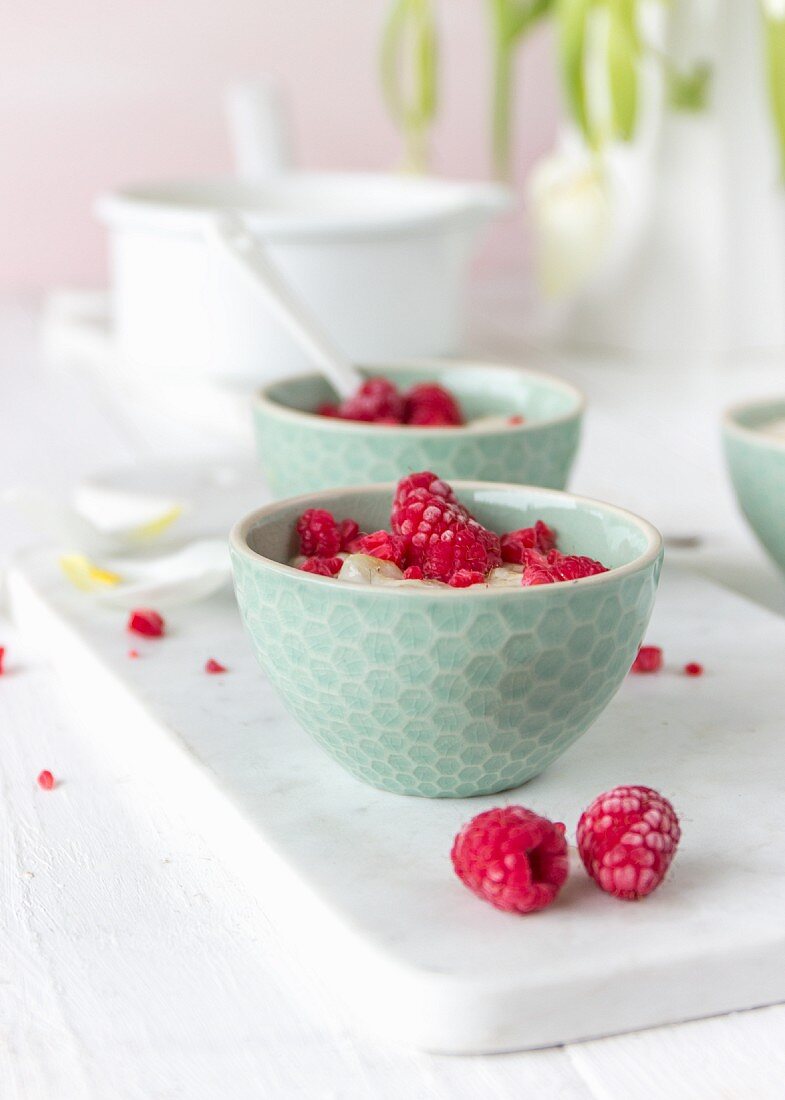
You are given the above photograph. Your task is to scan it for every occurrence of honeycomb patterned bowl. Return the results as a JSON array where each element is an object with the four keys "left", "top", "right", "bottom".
[
  {"left": 230, "top": 482, "right": 663, "bottom": 799},
  {"left": 724, "top": 397, "right": 785, "bottom": 575},
  {"left": 253, "top": 361, "right": 584, "bottom": 498}
]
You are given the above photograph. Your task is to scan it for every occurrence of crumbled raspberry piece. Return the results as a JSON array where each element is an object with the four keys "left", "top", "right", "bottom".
[
  {"left": 404, "top": 383, "right": 463, "bottom": 426},
  {"left": 508, "top": 414, "right": 525, "bottom": 425},
  {"left": 349, "top": 530, "right": 408, "bottom": 568},
  {"left": 520, "top": 552, "right": 607, "bottom": 586},
  {"left": 451, "top": 806, "right": 569, "bottom": 914},
  {"left": 402, "top": 565, "right": 424, "bottom": 580},
  {"left": 577, "top": 785, "right": 681, "bottom": 900},
  {"left": 128, "top": 609, "right": 165, "bottom": 637},
  {"left": 338, "top": 518, "right": 361, "bottom": 549},
  {"left": 205, "top": 658, "right": 228, "bottom": 674},
  {"left": 0, "top": 646, "right": 5, "bottom": 675},
  {"left": 296, "top": 508, "right": 341, "bottom": 558},
  {"left": 37, "top": 770, "right": 55, "bottom": 790},
  {"left": 547, "top": 554, "right": 608, "bottom": 581},
  {"left": 128, "top": 649, "right": 140, "bottom": 659},
  {"left": 684, "top": 662, "right": 704, "bottom": 677},
  {"left": 448, "top": 569, "right": 485, "bottom": 588},
  {"left": 500, "top": 520, "right": 556, "bottom": 563},
  {"left": 299, "top": 556, "right": 343, "bottom": 576},
  {"left": 338, "top": 378, "right": 405, "bottom": 423},
  {"left": 317, "top": 402, "right": 340, "bottom": 417},
  {"left": 631, "top": 645, "right": 663, "bottom": 674}
]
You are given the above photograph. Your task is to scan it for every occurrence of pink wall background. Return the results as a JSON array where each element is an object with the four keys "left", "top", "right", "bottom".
[{"left": 1, "top": 0, "right": 559, "bottom": 289}]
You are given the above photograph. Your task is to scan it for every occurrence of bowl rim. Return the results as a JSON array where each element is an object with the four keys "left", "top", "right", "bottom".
[
  {"left": 253, "top": 360, "right": 586, "bottom": 437},
  {"left": 723, "top": 395, "right": 785, "bottom": 455},
  {"left": 229, "top": 480, "right": 663, "bottom": 598}
]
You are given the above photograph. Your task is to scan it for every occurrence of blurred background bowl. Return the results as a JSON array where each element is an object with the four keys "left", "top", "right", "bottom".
[
  {"left": 724, "top": 397, "right": 785, "bottom": 575},
  {"left": 230, "top": 480, "right": 662, "bottom": 797},
  {"left": 254, "top": 361, "right": 585, "bottom": 497}
]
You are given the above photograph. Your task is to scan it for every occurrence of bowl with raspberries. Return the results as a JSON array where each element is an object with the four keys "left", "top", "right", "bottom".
[
  {"left": 724, "top": 396, "right": 785, "bottom": 576},
  {"left": 230, "top": 471, "right": 662, "bottom": 798},
  {"left": 253, "top": 361, "right": 584, "bottom": 497}
]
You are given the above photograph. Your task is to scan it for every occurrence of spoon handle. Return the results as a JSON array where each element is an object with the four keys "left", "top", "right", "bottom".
[{"left": 206, "top": 214, "right": 363, "bottom": 400}]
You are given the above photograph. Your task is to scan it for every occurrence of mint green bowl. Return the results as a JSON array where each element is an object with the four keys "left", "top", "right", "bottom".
[
  {"left": 230, "top": 482, "right": 662, "bottom": 798},
  {"left": 724, "top": 397, "right": 785, "bottom": 574},
  {"left": 254, "top": 362, "right": 584, "bottom": 498}
]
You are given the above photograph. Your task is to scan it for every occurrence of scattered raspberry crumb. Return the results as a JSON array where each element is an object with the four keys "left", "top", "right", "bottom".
[
  {"left": 577, "top": 785, "right": 681, "bottom": 900},
  {"left": 205, "top": 658, "right": 228, "bottom": 674},
  {"left": 299, "top": 556, "right": 343, "bottom": 576},
  {"left": 127, "top": 649, "right": 140, "bottom": 659},
  {"left": 630, "top": 645, "right": 663, "bottom": 673},
  {"left": 501, "top": 520, "right": 556, "bottom": 563},
  {"left": 684, "top": 662, "right": 704, "bottom": 677},
  {"left": 128, "top": 609, "right": 165, "bottom": 637},
  {"left": 338, "top": 518, "right": 361, "bottom": 549},
  {"left": 0, "top": 646, "right": 5, "bottom": 675},
  {"left": 508, "top": 415, "right": 525, "bottom": 425},
  {"left": 451, "top": 806, "right": 569, "bottom": 914},
  {"left": 402, "top": 566, "right": 423, "bottom": 580},
  {"left": 448, "top": 569, "right": 485, "bottom": 588},
  {"left": 37, "top": 770, "right": 55, "bottom": 790},
  {"left": 349, "top": 530, "right": 408, "bottom": 568}
]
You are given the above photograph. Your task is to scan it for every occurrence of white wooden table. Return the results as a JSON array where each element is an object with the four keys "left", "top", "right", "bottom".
[{"left": 2, "top": 293, "right": 785, "bottom": 1099}]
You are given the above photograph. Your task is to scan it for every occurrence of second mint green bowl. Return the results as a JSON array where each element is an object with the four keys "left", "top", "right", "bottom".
[
  {"left": 253, "top": 361, "right": 584, "bottom": 498},
  {"left": 724, "top": 396, "right": 785, "bottom": 574},
  {"left": 230, "top": 482, "right": 662, "bottom": 798}
]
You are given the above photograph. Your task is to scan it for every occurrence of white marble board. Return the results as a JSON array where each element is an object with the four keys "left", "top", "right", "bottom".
[{"left": 8, "top": 552, "right": 785, "bottom": 1054}]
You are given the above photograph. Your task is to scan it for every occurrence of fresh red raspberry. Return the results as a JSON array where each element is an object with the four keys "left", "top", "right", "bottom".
[
  {"left": 338, "top": 518, "right": 361, "bottom": 549},
  {"left": 451, "top": 806, "right": 569, "bottom": 914},
  {"left": 205, "top": 658, "right": 228, "bottom": 674},
  {"left": 299, "top": 556, "right": 343, "bottom": 576},
  {"left": 577, "top": 785, "right": 681, "bottom": 900},
  {"left": 349, "top": 530, "right": 408, "bottom": 568},
  {"left": 448, "top": 569, "right": 485, "bottom": 588},
  {"left": 37, "top": 770, "right": 56, "bottom": 790},
  {"left": 338, "top": 378, "right": 405, "bottom": 423},
  {"left": 296, "top": 508, "right": 341, "bottom": 558},
  {"left": 402, "top": 565, "right": 424, "bottom": 580},
  {"left": 520, "top": 552, "right": 607, "bottom": 587},
  {"left": 500, "top": 520, "right": 556, "bottom": 563},
  {"left": 404, "top": 383, "right": 463, "bottom": 426},
  {"left": 391, "top": 472, "right": 500, "bottom": 581},
  {"left": 0, "top": 646, "right": 5, "bottom": 675},
  {"left": 631, "top": 645, "right": 663, "bottom": 673},
  {"left": 684, "top": 662, "right": 704, "bottom": 677},
  {"left": 128, "top": 609, "right": 165, "bottom": 637}
]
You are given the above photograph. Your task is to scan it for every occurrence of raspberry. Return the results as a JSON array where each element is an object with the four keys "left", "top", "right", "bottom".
[
  {"left": 317, "top": 403, "right": 340, "bottom": 417},
  {"left": 631, "top": 645, "right": 663, "bottom": 674},
  {"left": 402, "top": 565, "right": 423, "bottom": 580},
  {"left": 391, "top": 472, "right": 500, "bottom": 582},
  {"left": 448, "top": 569, "right": 485, "bottom": 588},
  {"left": 451, "top": 806, "right": 569, "bottom": 914},
  {"left": 521, "top": 552, "right": 607, "bottom": 586},
  {"left": 205, "top": 658, "right": 228, "bottom": 674},
  {"left": 404, "top": 383, "right": 463, "bottom": 426},
  {"left": 296, "top": 509, "right": 341, "bottom": 558},
  {"left": 349, "top": 530, "right": 408, "bottom": 568},
  {"left": 338, "top": 378, "right": 405, "bottom": 423},
  {"left": 500, "top": 520, "right": 556, "bottom": 563},
  {"left": 577, "top": 785, "right": 681, "bottom": 900},
  {"left": 128, "top": 649, "right": 140, "bottom": 659},
  {"left": 128, "top": 609, "right": 165, "bottom": 637},
  {"left": 508, "top": 414, "right": 525, "bottom": 425},
  {"left": 0, "top": 646, "right": 5, "bottom": 675},
  {"left": 37, "top": 770, "right": 55, "bottom": 790},
  {"left": 684, "top": 662, "right": 704, "bottom": 676},
  {"left": 338, "top": 518, "right": 361, "bottom": 549},
  {"left": 299, "top": 556, "right": 343, "bottom": 576}
]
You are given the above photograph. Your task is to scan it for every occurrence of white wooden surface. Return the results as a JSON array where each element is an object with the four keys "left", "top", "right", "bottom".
[{"left": 3, "top": 294, "right": 785, "bottom": 1097}]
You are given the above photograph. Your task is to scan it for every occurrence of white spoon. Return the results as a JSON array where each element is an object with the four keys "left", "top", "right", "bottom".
[{"left": 205, "top": 213, "right": 364, "bottom": 401}]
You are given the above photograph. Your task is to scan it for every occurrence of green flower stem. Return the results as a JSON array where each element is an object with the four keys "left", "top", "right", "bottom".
[
  {"left": 763, "top": 8, "right": 785, "bottom": 179},
  {"left": 380, "top": 0, "right": 438, "bottom": 172}
]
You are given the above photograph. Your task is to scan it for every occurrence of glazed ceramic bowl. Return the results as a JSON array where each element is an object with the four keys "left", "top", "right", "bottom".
[
  {"left": 724, "top": 397, "right": 785, "bottom": 574},
  {"left": 230, "top": 482, "right": 662, "bottom": 798},
  {"left": 253, "top": 362, "right": 584, "bottom": 498}
]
